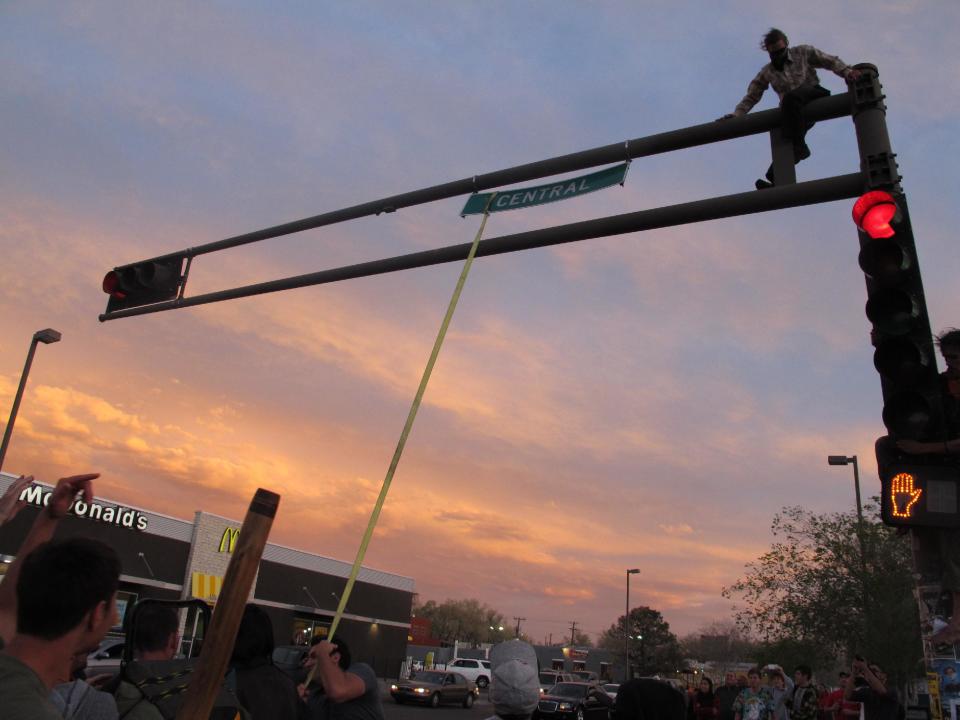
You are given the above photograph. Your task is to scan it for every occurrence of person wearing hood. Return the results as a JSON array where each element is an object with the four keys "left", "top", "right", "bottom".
[{"left": 718, "top": 27, "right": 861, "bottom": 190}]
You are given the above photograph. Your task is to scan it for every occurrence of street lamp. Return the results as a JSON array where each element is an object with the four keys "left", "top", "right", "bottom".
[
  {"left": 827, "top": 455, "right": 863, "bottom": 523},
  {"left": 0, "top": 329, "right": 61, "bottom": 472},
  {"left": 625, "top": 568, "right": 640, "bottom": 682}
]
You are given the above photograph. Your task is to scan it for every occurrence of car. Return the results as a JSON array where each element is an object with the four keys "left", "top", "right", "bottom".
[
  {"left": 539, "top": 670, "right": 578, "bottom": 694},
  {"left": 86, "top": 637, "right": 125, "bottom": 676},
  {"left": 390, "top": 670, "right": 479, "bottom": 708},
  {"left": 448, "top": 657, "right": 492, "bottom": 688},
  {"left": 570, "top": 671, "right": 600, "bottom": 684},
  {"left": 601, "top": 684, "right": 620, "bottom": 700},
  {"left": 535, "top": 682, "right": 612, "bottom": 720}
]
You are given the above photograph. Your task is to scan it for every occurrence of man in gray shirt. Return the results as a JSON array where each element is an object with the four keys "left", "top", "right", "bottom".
[
  {"left": 0, "top": 535, "right": 121, "bottom": 720},
  {"left": 308, "top": 637, "right": 384, "bottom": 720}
]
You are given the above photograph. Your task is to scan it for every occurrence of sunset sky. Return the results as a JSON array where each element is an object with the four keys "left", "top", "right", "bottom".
[{"left": 2, "top": 1, "right": 959, "bottom": 645}]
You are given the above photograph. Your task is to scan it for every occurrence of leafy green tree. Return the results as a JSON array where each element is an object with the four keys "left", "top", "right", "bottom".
[
  {"left": 722, "top": 502, "right": 920, "bottom": 685},
  {"left": 413, "top": 598, "right": 508, "bottom": 645},
  {"left": 599, "top": 606, "right": 683, "bottom": 676}
]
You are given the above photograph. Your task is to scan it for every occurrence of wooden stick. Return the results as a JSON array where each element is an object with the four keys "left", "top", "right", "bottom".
[{"left": 176, "top": 488, "right": 280, "bottom": 720}]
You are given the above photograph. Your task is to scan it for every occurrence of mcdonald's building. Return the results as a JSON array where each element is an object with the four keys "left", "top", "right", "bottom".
[{"left": 0, "top": 473, "right": 415, "bottom": 677}]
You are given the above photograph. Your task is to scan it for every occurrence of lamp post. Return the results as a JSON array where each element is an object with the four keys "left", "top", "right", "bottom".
[
  {"left": 0, "top": 329, "right": 61, "bottom": 472},
  {"left": 827, "top": 454, "right": 870, "bottom": 635},
  {"left": 625, "top": 568, "right": 640, "bottom": 681}
]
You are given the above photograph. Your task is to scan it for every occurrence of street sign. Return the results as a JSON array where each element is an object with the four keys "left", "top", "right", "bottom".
[{"left": 461, "top": 163, "right": 629, "bottom": 216}]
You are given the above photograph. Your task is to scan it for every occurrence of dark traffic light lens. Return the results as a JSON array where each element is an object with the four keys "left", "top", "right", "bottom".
[
  {"left": 102, "top": 271, "right": 125, "bottom": 298},
  {"left": 882, "top": 391, "right": 932, "bottom": 438},
  {"left": 865, "top": 288, "right": 918, "bottom": 335},
  {"left": 858, "top": 239, "right": 910, "bottom": 286}
]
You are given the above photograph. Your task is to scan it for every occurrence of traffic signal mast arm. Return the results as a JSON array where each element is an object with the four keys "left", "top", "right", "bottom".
[{"left": 100, "top": 92, "right": 853, "bottom": 321}]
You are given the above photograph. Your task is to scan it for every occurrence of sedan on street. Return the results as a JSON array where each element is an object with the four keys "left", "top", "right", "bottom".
[
  {"left": 390, "top": 670, "right": 479, "bottom": 708},
  {"left": 535, "top": 682, "right": 613, "bottom": 720}
]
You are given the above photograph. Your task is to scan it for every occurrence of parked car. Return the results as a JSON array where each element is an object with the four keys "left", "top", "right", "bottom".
[
  {"left": 539, "top": 670, "right": 578, "bottom": 694},
  {"left": 601, "top": 684, "right": 620, "bottom": 700},
  {"left": 534, "top": 682, "right": 612, "bottom": 720},
  {"left": 86, "top": 637, "right": 125, "bottom": 676},
  {"left": 391, "top": 670, "right": 479, "bottom": 708},
  {"left": 570, "top": 671, "right": 600, "bottom": 684},
  {"left": 272, "top": 645, "right": 311, "bottom": 683},
  {"left": 449, "top": 657, "right": 493, "bottom": 688}
]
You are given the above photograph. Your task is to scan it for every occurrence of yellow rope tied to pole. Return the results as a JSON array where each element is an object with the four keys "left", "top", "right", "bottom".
[{"left": 316, "top": 194, "right": 497, "bottom": 664}]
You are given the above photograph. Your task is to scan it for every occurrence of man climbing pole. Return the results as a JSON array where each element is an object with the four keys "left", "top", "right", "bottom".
[{"left": 719, "top": 28, "right": 861, "bottom": 190}]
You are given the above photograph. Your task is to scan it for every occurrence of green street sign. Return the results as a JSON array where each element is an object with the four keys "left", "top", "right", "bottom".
[{"left": 461, "top": 162, "right": 630, "bottom": 216}]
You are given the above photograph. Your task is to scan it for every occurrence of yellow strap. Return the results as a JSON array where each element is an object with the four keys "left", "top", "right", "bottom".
[{"left": 325, "top": 194, "right": 496, "bottom": 646}]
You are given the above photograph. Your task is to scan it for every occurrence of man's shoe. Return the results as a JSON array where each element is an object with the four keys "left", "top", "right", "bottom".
[
  {"left": 795, "top": 143, "right": 811, "bottom": 161},
  {"left": 755, "top": 178, "right": 774, "bottom": 190}
]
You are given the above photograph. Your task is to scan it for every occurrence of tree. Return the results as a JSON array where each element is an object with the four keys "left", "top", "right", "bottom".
[
  {"left": 599, "top": 606, "right": 683, "bottom": 676},
  {"left": 413, "top": 598, "right": 508, "bottom": 646},
  {"left": 572, "top": 630, "right": 593, "bottom": 647},
  {"left": 722, "top": 502, "right": 920, "bottom": 685}
]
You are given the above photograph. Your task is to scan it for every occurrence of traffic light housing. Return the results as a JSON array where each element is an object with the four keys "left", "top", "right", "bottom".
[
  {"left": 102, "top": 257, "right": 184, "bottom": 314},
  {"left": 879, "top": 462, "right": 960, "bottom": 527},
  {"left": 854, "top": 191, "right": 942, "bottom": 440}
]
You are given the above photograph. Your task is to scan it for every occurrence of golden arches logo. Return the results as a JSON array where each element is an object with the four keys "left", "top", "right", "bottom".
[
  {"left": 218, "top": 527, "right": 240, "bottom": 553},
  {"left": 890, "top": 473, "right": 922, "bottom": 518}
]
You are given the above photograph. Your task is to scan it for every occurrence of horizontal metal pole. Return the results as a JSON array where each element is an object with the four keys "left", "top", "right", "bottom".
[
  {"left": 132, "top": 94, "right": 852, "bottom": 267},
  {"left": 100, "top": 172, "right": 864, "bottom": 322}
]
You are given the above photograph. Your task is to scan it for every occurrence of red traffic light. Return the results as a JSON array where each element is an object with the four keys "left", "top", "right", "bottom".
[
  {"left": 102, "top": 270, "right": 126, "bottom": 299},
  {"left": 852, "top": 190, "right": 901, "bottom": 239}
]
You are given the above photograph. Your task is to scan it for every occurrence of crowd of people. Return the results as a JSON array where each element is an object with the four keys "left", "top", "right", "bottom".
[
  {"left": 689, "top": 664, "right": 902, "bottom": 720},
  {"left": 0, "top": 472, "right": 388, "bottom": 720}
]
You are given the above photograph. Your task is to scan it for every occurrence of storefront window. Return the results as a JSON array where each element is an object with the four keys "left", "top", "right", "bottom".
[{"left": 291, "top": 617, "right": 331, "bottom": 646}]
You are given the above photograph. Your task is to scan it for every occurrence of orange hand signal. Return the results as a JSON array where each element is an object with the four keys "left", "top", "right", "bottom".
[{"left": 891, "top": 472, "right": 922, "bottom": 518}]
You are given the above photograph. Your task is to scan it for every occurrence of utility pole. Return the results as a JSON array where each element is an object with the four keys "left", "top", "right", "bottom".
[
  {"left": 513, "top": 616, "right": 526, "bottom": 638},
  {"left": 569, "top": 621, "right": 578, "bottom": 647}
]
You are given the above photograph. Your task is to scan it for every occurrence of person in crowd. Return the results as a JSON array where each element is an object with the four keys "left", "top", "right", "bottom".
[
  {"left": 0, "top": 473, "right": 100, "bottom": 647},
  {"left": 844, "top": 658, "right": 900, "bottom": 720},
  {"left": 820, "top": 673, "right": 848, "bottom": 720},
  {"left": 616, "top": 677, "right": 687, "bottom": 720},
  {"left": 307, "top": 637, "right": 384, "bottom": 720},
  {"left": 486, "top": 639, "right": 541, "bottom": 720},
  {"left": 717, "top": 27, "right": 860, "bottom": 189},
  {"left": 733, "top": 667, "right": 774, "bottom": 720},
  {"left": 0, "top": 534, "right": 121, "bottom": 720},
  {"left": 788, "top": 666, "right": 819, "bottom": 720},
  {"left": 767, "top": 670, "right": 789, "bottom": 720},
  {"left": 113, "top": 603, "right": 180, "bottom": 720},
  {"left": 0, "top": 474, "right": 34, "bottom": 527},
  {"left": 694, "top": 677, "right": 720, "bottom": 720},
  {"left": 115, "top": 602, "right": 249, "bottom": 720},
  {"left": 50, "top": 650, "right": 119, "bottom": 720},
  {"left": 228, "top": 605, "right": 300, "bottom": 720},
  {"left": 717, "top": 672, "right": 743, "bottom": 720}
]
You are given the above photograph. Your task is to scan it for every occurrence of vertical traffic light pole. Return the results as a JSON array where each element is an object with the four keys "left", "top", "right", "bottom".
[{"left": 851, "top": 65, "right": 943, "bottom": 673}]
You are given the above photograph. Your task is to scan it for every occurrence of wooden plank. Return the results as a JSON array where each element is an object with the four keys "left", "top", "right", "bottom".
[{"left": 176, "top": 488, "right": 280, "bottom": 720}]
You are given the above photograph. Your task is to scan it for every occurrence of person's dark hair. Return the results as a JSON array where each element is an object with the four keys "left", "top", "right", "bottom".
[
  {"left": 762, "top": 28, "right": 788, "bottom": 50},
  {"left": 231, "top": 604, "right": 275, "bottom": 667},
  {"left": 748, "top": 667, "right": 761, "bottom": 678},
  {"left": 331, "top": 637, "right": 352, "bottom": 671},
  {"left": 16, "top": 538, "right": 120, "bottom": 640},
  {"left": 795, "top": 665, "right": 812, "bottom": 680},
  {"left": 132, "top": 604, "right": 178, "bottom": 654},
  {"left": 936, "top": 328, "right": 960, "bottom": 350},
  {"left": 697, "top": 676, "right": 714, "bottom": 697}
]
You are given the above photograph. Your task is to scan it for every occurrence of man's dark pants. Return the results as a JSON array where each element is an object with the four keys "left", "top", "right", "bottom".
[{"left": 765, "top": 84, "right": 831, "bottom": 183}]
